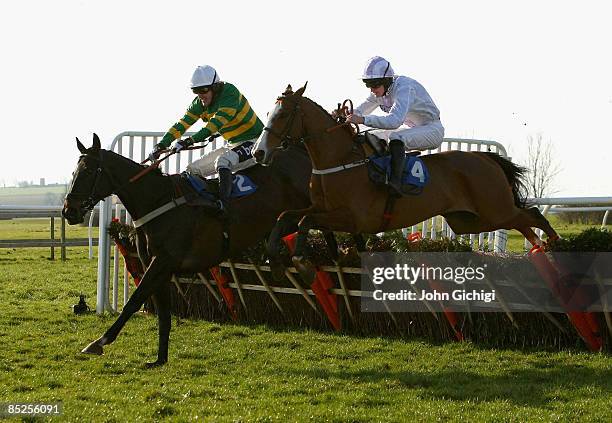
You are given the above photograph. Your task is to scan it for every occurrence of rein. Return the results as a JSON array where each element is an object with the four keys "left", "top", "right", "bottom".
[
  {"left": 68, "top": 139, "right": 213, "bottom": 214},
  {"left": 265, "top": 97, "right": 367, "bottom": 175},
  {"left": 131, "top": 134, "right": 220, "bottom": 182},
  {"left": 310, "top": 159, "right": 369, "bottom": 175},
  {"left": 325, "top": 99, "right": 360, "bottom": 135}
]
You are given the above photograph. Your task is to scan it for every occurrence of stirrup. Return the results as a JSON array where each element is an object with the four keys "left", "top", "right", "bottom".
[{"left": 216, "top": 199, "right": 228, "bottom": 214}]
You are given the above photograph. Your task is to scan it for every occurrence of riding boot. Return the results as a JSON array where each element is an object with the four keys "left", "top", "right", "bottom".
[
  {"left": 388, "top": 139, "right": 406, "bottom": 196},
  {"left": 217, "top": 168, "right": 233, "bottom": 216}
]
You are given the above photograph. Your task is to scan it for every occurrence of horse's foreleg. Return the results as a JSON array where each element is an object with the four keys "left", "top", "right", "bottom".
[
  {"left": 294, "top": 209, "right": 356, "bottom": 257},
  {"left": 81, "top": 255, "right": 173, "bottom": 358},
  {"left": 145, "top": 282, "right": 171, "bottom": 368},
  {"left": 268, "top": 208, "right": 317, "bottom": 253},
  {"left": 267, "top": 208, "right": 315, "bottom": 280},
  {"left": 293, "top": 209, "right": 356, "bottom": 283}
]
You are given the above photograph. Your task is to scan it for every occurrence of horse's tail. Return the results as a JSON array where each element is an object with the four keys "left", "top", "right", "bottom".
[{"left": 478, "top": 152, "right": 528, "bottom": 208}]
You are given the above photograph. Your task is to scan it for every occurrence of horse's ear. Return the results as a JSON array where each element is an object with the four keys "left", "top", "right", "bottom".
[
  {"left": 76, "top": 137, "right": 87, "bottom": 154},
  {"left": 283, "top": 84, "right": 293, "bottom": 96},
  {"left": 295, "top": 81, "right": 308, "bottom": 97},
  {"left": 92, "top": 133, "right": 101, "bottom": 151}
]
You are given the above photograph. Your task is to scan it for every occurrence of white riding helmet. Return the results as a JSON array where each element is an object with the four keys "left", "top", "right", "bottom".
[
  {"left": 190, "top": 65, "right": 221, "bottom": 88},
  {"left": 361, "top": 56, "right": 395, "bottom": 79}
]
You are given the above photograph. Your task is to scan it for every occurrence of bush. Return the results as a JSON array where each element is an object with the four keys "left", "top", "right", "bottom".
[{"left": 549, "top": 227, "right": 612, "bottom": 252}]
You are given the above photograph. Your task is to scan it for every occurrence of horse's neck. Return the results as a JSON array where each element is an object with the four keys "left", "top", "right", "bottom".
[
  {"left": 269, "top": 146, "right": 312, "bottom": 199},
  {"left": 105, "top": 152, "right": 173, "bottom": 220},
  {"left": 303, "top": 101, "right": 360, "bottom": 170}
]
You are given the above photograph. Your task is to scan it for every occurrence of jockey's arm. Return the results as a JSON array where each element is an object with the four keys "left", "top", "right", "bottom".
[
  {"left": 362, "top": 85, "right": 412, "bottom": 130},
  {"left": 353, "top": 94, "right": 379, "bottom": 117},
  {"left": 158, "top": 98, "right": 202, "bottom": 148}
]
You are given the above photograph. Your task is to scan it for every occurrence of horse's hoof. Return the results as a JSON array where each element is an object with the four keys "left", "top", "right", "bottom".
[
  {"left": 81, "top": 340, "right": 104, "bottom": 355},
  {"left": 145, "top": 359, "right": 167, "bottom": 369},
  {"left": 292, "top": 256, "right": 316, "bottom": 285},
  {"left": 270, "top": 262, "right": 287, "bottom": 282}
]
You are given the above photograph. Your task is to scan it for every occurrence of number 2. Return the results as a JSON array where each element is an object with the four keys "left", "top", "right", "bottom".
[{"left": 235, "top": 175, "right": 252, "bottom": 192}]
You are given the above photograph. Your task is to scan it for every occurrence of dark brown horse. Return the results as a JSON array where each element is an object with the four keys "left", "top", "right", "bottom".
[
  {"left": 63, "top": 134, "right": 313, "bottom": 366},
  {"left": 253, "top": 84, "right": 559, "bottom": 272}
]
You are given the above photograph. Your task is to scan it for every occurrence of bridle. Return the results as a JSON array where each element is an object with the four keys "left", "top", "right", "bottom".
[
  {"left": 65, "top": 150, "right": 125, "bottom": 212},
  {"left": 65, "top": 150, "right": 107, "bottom": 212},
  {"left": 262, "top": 96, "right": 368, "bottom": 176},
  {"left": 263, "top": 97, "right": 359, "bottom": 151},
  {"left": 262, "top": 98, "right": 309, "bottom": 150}
]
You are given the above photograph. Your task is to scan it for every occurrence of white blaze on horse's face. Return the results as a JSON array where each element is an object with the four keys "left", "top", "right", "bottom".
[{"left": 253, "top": 102, "right": 282, "bottom": 165}]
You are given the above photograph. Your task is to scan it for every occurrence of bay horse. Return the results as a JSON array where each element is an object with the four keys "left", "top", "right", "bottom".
[
  {"left": 63, "top": 134, "right": 313, "bottom": 366},
  {"left": 253, "top": 84, "right": 559, "bottom": 272}
]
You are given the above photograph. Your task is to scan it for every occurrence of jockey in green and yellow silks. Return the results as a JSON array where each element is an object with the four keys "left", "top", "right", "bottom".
[{"left": 152, "top": 65, "right": 264, "bottom": 214}]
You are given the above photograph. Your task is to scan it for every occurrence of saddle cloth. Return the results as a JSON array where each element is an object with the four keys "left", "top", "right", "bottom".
[
  {"left": 367, "top": 154, "right": 429, "bottom": 195},
  {"left": 183, "top": 171, "right": 258, "bottom": 204}
]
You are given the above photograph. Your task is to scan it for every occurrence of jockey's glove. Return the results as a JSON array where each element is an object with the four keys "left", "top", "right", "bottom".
[
  {"left": 148, "top": 143, "right": 165, "bottom": 162},
  {"left": 174, "top": 137, "right": 194, "bottom": 152}
]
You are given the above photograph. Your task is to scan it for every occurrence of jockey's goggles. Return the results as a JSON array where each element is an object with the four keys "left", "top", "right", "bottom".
[
  {"left": 363, "top": 78, "right": 386, "bottom": 88},
  {"left": 192, "top": 85, "right": 213, "bottom": 94}
]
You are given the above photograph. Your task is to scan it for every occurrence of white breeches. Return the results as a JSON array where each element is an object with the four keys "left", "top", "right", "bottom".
[
  {"left": 186, "top": 139, "right": 255, "bottom": 177},
  {"left": 369, "top": 120, "right": 445, "bottom": 151}
]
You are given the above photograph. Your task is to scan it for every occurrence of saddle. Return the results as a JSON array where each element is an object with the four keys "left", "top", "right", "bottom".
[{"left": 356, "top": 132, "right": 388, "bottom": 157}]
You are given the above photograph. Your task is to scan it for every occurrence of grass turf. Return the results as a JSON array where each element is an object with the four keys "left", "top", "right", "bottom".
[{"left": 0, "top": 247, "right": 611, "bottom": 421}]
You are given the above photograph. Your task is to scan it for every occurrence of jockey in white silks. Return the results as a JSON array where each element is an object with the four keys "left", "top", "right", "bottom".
[{"left": 345, "top": 56, "right": 444, "bottom": 195}]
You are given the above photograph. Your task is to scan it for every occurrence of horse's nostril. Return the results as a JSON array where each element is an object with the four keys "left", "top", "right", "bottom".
[{"left": 253, "top": 149, "right": 264, "bottom": 162}]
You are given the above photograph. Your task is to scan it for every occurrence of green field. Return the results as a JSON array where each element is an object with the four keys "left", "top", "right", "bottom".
[
  {"left": 0, "top": 185, "right": 67, "bottom": 206},
  {"left": 1, "top": 226, "right": 611, "bottom": 420},
  {"left": 0, "top": 218, "right": 90, "bottom": 240}
]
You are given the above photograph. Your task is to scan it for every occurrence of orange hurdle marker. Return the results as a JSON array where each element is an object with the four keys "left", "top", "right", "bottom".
[
  {"left": 210, "top": 266, "right": 238, "bottom": 321},
  {"left": 283, "top": 233, "right": 341, "bottom": 331},
  {"left": 529, "top": 245, "right": 602, "bottom": 351}
]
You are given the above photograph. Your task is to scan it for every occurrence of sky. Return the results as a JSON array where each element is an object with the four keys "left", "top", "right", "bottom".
[{"left": 0, "top": 0, "right": 610, "bottom": 197}]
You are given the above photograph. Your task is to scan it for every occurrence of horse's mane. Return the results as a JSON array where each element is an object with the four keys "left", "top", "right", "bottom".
[
  {"left": 102, "top": 149, "right": 165, "bottom": 178},
  {"left": 302, "top": 96, "right": 337, "bottom": 125},
  {"left": 300, "top": 95, "right": 355, "bottom": 138},
  {"left": 280, "top": 92, "right": 336, "bottom": 126}
]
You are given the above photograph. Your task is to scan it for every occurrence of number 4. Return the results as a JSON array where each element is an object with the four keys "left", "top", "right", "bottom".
[{"left": 410, "top": 161, "right": 425, "bottom": 183}]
